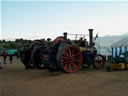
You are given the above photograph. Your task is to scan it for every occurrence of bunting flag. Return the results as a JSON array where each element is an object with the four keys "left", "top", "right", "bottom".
[{"left": 94, "top": 33, "right": 98, "bottom": 40}]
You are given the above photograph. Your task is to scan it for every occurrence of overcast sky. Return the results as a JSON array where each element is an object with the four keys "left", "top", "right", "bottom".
[{"left": 1, "top": 0, "right": 128, "bottom": 40}]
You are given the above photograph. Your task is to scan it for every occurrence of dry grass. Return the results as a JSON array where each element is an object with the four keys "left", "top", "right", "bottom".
[{"left": 0, "top": 56, "right": 128, "bottom": 96}]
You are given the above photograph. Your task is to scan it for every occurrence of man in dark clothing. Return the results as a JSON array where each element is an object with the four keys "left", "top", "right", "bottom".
[
  {"left": 9, "top": 54, "right": 13, "bottom": 64},
  {"left": 3, "top": 51, "right": 8, "bottom": 64},
  {"left": 0, "top": 59, "right": 2, "bottom": 69},
  {"left": 79, "top": 37, "right": 85, "bottom": 47},
  {"left": 15, "top": 52, "right": 19, "bottom": 60}
]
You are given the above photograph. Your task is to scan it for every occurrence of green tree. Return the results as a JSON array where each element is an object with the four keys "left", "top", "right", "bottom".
[
  {"left": 3, "top": 44, "right": 9, "bottom": 48},
  {"left": 47, "top": 38, "right": 51, "bottom": 41},
  {"left": 9, "top": 43, "right": 17, "bottom": 49},
  {"left": 2, "top": 40, "right": 5, "bottom": 43}
]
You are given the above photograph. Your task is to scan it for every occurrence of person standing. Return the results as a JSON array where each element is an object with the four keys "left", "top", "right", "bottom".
[
  {"left": 3, "top": 51, "right": 8, "bottom": 64},
  {"left": 9, "top": 54, "right": 13, "bottom": 64},
  {"left": 15, "top": 52, "right": 19, "bottom": 60},
  {"left": 0, "top": 58, "right": 2, "bottom": 69}
]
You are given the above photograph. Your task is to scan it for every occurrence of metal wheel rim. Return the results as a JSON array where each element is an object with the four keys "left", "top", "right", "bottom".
[
  {"left": 94, "top": 55, "right": 104, "bottom": 68},
  {"left": 61, "top": 45, "right": 82, "bottom": 73}
]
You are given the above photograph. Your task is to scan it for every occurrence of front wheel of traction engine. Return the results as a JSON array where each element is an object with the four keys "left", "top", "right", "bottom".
[
  {"left": 93, "top": 54, "right": 105, "bottom": 69},
  {"left": 57, "top": 43, "right": 82, "bottom": 73}
]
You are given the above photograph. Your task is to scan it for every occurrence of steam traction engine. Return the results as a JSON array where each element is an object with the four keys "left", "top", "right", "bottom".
[{"left": 20, "top": 29, "right": 105, "bottom": 73}]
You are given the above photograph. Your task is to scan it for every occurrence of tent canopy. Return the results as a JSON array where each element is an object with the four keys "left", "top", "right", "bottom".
[
  {"left": 94, "top": 35, "right": 127, "bottom": 49},
  {"left": 94, "top": 35, "right": 128, "bottom": 56},
  {"left": 111, "top": 38, "right": 128, "bottom": 48}
]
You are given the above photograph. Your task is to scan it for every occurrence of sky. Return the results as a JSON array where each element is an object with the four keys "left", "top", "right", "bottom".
[{"left": 1, "top": 0, "right": 128, "bottom": 40}]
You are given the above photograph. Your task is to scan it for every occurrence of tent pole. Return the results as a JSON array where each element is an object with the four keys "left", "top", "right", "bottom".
[
  {"left": 125, "top": 46, "right": 127, "bottom": 52},
  {"left": 119, "top": 47, "right": 122, "bottom": 55},
  {"left": 98, "top": 35, "right": 100, "bottom": 54},
  {"left": 115, "top": 48, "right": 117, "bottom": 57}
]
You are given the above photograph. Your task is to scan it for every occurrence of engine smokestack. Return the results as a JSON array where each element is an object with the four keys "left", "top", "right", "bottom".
[{"left": 89, "top": 29, "right": 93, "bottom": 47}]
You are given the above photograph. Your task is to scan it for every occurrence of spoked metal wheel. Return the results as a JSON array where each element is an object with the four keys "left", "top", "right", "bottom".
[
  {"left": 57, "top": 44, "right": 82, "bottom": 73},
  {"left": 93, "top": 54, "right": 105, "bottom": 69}
]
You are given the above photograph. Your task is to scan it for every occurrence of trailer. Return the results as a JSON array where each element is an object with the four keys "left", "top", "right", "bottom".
[{"left": 20, "top": 29, "right": 105, "bottom": 73}]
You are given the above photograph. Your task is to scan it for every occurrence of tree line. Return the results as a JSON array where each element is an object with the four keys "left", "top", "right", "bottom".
[{"left": 0, "top": 38, "right": 52, "bottom": 49}]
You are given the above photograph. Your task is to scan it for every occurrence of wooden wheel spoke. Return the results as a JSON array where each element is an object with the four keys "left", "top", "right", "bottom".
[
  {"left": 68, "top": 63, "right": 73, "bottom": 71},
  {"left": 71, "top": 48, "right": 75, "bottom": 56},
  {"left": 73, "top": 60, "right": 80, "bottom": 63},
  {"left": 71, "top": 62, "right": 78, "bottom": 69},
  {"left": 62, "top": 57, "right": 69, "bottom": 60},
  {"left": 64, "top": 63, "right": 68, "bottom": 69},
  {"left": 73, "top": 51, "right": 80, "bottom": 56},
  {"left": 63, "top": 50, "right": 70, "bottom": 57},
  {"left": 66, "top": 48, "right": 72, "bottom": 56},
  {"left": 73, "top": 56, "right": 80, "bottom": 59},
  {"left": 62, "top": 60, "right": 67, "bottom": 63},
  {"left": 95, "top": 60, "right": 102, "bottom": 64}
]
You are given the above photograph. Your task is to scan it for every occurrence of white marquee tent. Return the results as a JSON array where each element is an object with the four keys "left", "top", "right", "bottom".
[
  {"left": 111, "top": 38, "right": 128, "bottom": 48},
  {"left": 94, "top": 35, "right": 128, "bottom": 56},
  {"left": 111, "top": 37, "right": 128, "bottom": 57}
]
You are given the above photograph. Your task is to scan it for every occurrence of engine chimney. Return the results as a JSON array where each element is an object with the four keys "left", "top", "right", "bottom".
[{"left": 89, "top": 29, "right": 93, "bottom": 47}]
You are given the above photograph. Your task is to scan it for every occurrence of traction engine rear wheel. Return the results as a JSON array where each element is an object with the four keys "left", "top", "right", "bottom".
[
  {"left": 20, "top": 50, "right": 31, "bottom": 69},
  {"left": 93, "top": 54, "right": 105, "bottom": 69},
  {"left": 57, "top": 44, "right": 82, "bottom": 73},
  {"left": 31, "top": 45, "right": 44, "bottom": 68}
]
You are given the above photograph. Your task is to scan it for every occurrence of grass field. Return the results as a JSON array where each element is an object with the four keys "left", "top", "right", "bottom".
[{"left": 0, "top": 56, "right": 128, "bottom": 96}]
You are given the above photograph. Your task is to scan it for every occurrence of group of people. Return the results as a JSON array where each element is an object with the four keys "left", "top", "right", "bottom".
[{"left": 0, "top": 51, "right": 14, "bottom": 69}]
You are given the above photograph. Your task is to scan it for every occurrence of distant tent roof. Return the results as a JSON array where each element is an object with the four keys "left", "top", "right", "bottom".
[
  {"left": 94, "top": 35, "right": 128, "bottom": 56},
  {"left": 111, "top": 37, "right": 128, "bottom": 48},
  {"left": 94, "top": 35, "right": 127, "bottom": 49},
  {"left": 95, "top": 37, "right": 114, "bottom": 49}
]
